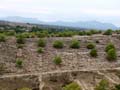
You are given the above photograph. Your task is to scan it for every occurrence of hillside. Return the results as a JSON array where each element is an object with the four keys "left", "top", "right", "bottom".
[{"left": 0, "top": 32, "right": 120, "bottom": 90}]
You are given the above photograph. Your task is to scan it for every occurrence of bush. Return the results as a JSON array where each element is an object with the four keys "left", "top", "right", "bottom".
[
  {"left": 115, "top": 84, "right": 120, "bottom": 90},
  {"left": 107, "top": 49, "right": 117, "bottom": 61},
  {"left": 53, "top": 40, "right": 64, "bottom": 48},
  {"left": 18, "top": 87, "right": 32, "bottom": 90},
  {"left": 37, "top": 47, "right": 44, "bottom": 53},
  {"left": 103, "top": 29, "right": 112, "bottom": 35},
  {"left": 63, "top": 82, "right": 81, "bottom": 90},
  {"left": 36, "top": 31, "right": 48, "bottom": 38},
  {"left": 105, "top": 43, "right": 115, "bottom": 52},
  {"left": 90, "top": 49, "right": 98, "bottom": 57},
  {"left": 96, "top": 40, "right": 100, "bottom": 43},
  {"left": 5, "top": 31, "right": 15, "bottom": 36},
  {"left": 86, "top": 31, "right": 92, "bottom": 36},
  {"left": 38, "top": 38, "right": 46, "bottom": 47},
  {"left": 53, "top": 56, "right": 62, "bottom": 65},
  {"left": 16, "top": 35, "right": 25, "bottom": 44},
  {"left": 16, "top": 59, "right": 23, "bottom": 68},
  {"left": 95, "top": 79, "right": 109, "bottom": 90},
  {"left": 70, "top": 39, "right": 80, "bottom": 49},
  {"left": 0, "top": 63, "right": 5, "bottom": 74},
  {"left": 87, "top": 43, "right": 95, "bottom": 49},
  {"left": 0, "top": 34, "right": 6, "bottom": 42}
]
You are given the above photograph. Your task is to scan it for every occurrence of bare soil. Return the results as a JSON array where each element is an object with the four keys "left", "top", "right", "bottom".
[{"left": 0, "top": 34, "right": 120, "bottom": 90}]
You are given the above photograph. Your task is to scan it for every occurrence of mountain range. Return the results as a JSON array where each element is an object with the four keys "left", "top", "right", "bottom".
[{"left": 0, "top": 16, "right": 119, "bottom": 30}]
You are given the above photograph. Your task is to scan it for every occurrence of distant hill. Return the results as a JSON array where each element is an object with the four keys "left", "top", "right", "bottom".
[{"left": 0, "top": 16, "right": 119, "bottom": 30}]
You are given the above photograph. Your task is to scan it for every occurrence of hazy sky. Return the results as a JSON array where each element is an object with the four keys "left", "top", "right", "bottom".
[{"left": 0, "top": 0, "right": 120, "bottom": 26}]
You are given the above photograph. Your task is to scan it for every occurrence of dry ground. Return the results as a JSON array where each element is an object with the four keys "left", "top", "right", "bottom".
[{"left": 0, "top": 34, "right": 120, "bottom": 90}]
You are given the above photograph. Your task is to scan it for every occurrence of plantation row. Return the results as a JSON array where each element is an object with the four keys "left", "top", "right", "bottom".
[
  {"left": 0, "top": 33, "right": 118, "bottom": 68},
  {"left": 0, "top": 28, "right": 119, "bottom": 39},
  {"left": 11, "top": 38, "right": 119, "bottom": 68}
]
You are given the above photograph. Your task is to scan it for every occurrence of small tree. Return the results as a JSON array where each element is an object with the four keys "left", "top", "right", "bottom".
[
  {"left": 70, "top": 39, "right": 80, "bottom": 49},
  {"left": 0, "top": 34, "right": 6, "bottom": 42},
  {"left": 37, "top": 47, "right": 44, "bottom": 53},
  {"left": 16, "top": 35, "right": 25, "bottom": 44},
  {"left": 87, "top": 43, "right": 95, "bottom": 49},
  {"left": 63, "top": 82, "right": 81, "bottom": 90},
  {"left": 53, "top": 40, "right": 64, "bottom": 48},
  {"left": 115, "top": 84, "right": 120, "bottom": 90},
  {"left": 0, "top": 63, "right": 5, "bottom": 74},
  {"left": 38, "top": 38, "right": 46, "bottom": 47},
  {"left": 107, "top": 49, "right": 117, "bottom": 61},
  {"left": 16, "top": 59, "right": 23, "bottom": 68},
  {"left": 103, "top": 29, "right": 112, "bottom": 35},
  {"left": 95, "top": 79, "right": 109, "bottom": 90},
  {"left": 90, "top": 49, "right": 98, "bottom": 57},
  {"left": 53, "top": 56, "right": 62, "bottom": 65},
  {"left": 105, "top": 43, "right": 115, "bottom": 52}
]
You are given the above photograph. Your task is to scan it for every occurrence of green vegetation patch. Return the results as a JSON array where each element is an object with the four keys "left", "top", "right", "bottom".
[
  {"left": 53, "top": 40, "right": 64, "bottom": 49},
  {"left": 105, "top": 43, "right": 115, "bottom": 52},
  {"left": 38, "top": 38, "right": 46, "bottom": 47},
  {"left": 70, "top": 39, "right": 80, "bottom": 49},
  {"left": 17, "top": 87, "right": 32, "bottom": 90},
  {"left": 63, "top": 82, "right": 81, "bottom": 90},
  {"left": 90, "top": 49, "right": 98, "bottom": 57},
  {"left": 16, "top": 59, "right": 23, "bottom": 68},
  {"left": 53, "top": 56, "right": 62, "bottom": 65},
  {"left": 87, "top": 43, "right": 95, "bottom": 49},
  {"left": 37, "top": 47, "right": 44, "bottom": 53},
  {"left": 107, "top": 48, "right": 117, "bottom": 61},
  {"left": 0, "top": 34, "right": 6, "bottom": 42},
  {"left": 95, "top": 79, "right": 109, "bottom": 90}
]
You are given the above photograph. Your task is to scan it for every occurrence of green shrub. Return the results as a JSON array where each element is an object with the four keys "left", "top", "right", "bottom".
[
  {"left": 115, "top": 84, "right": 120, "bottom": 90},
  {"left": 36, "top": 31, "right": 48, "bottom": 38},
  {"left": 21, "top": 32, "right": 30, "bottom": 38},
  {"left": 103, "top": 29, "right": 112, "bottom": 35},
  {"left": 16, "top": 59, "right": 23, "bottom": 68},
  {"left": 63, "top": 82, "right": 81, "bottom": 90},
  {"left": 96, "top": 40, "right": 100, "bottom": 43},
  {"left": 70, "top": 39, "right": 80, "bottom": 49},
  {"left": 0, "top": 34, "right": 6, "bottom": 42},
  {"left": 53, "top": 56, "right": 62, "bottom": 65},
  {"left": 87, "top": 43, "right": 95, "bottom": 49},
  {"left": 95, "top": 79, "right": 109, "bottom": 90},
  {"left": 37, "top": 47, "right": 44, "bottom": 53},
  {"left": 0, "top": 63, "right": 5, "bottom": 74},
  {"left": 18, "top": 87, "right": 32, "bottom": 90},
  {"left": 105, "top": 43, "right": 115, "bottom": 52},
  {"left": 86, "top": 31, "right": 92, "bottom": 36},
  {"left": 90, "top": 49, "right": 98, "bottom": 57},
  {"left": 16, "top": 35, "right": 25, "bottom": 44},
  {"left": 53, "top": 40, "right": 64, "bottom": 48},
  {"left": 107, "top": 49, "right": 117, "bottom": 61},
  {"left": 5, "top": 31, "right": 15, "bottom": 36},
  {"left": 38, "top": 38, "right": 46, "bottom": 47}
]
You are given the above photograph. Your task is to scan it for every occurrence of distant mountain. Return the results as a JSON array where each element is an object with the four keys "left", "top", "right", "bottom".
[
  {"left": 1, "top": 16, "right": 43, "bottom": 24},
  {"left": 0, "top": 16, "right": 118, "bottom": 30},
  {"left": 47, "top": 21, "right": 118, "bottom": 30}
]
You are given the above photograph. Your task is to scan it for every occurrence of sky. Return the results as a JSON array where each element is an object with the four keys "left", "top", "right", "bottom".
[{"left": 0, "top": 0, "right": 120, "bottom": 26}]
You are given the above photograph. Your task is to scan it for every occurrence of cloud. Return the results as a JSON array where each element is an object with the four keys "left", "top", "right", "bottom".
[
  {"left": 82, "top": 9, "right": 120, "bottom": 17},
  {"left": 0, "top": 0, "right": 120, "bottom": 26}
]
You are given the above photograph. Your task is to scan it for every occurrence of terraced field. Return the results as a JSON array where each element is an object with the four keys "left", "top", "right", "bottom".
[{"left": 0, "top": 34, "right": 120, "bottom": 90}]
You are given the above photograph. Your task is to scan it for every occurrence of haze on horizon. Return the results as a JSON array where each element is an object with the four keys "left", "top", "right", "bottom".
[{"left": 0, "top": 0, "right": 120, "bottom": 26}]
